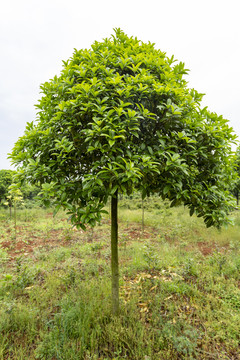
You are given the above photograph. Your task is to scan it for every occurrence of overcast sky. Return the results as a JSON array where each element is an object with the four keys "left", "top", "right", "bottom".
[{"left": 1, "top": 0, "right": 239, "bottom": 169}]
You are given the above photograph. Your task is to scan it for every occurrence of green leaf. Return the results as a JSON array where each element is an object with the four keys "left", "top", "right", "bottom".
[
  {"left": 163, "top": 185, "right": 171, "bottom": 195},
  {"left": 148, "top": 146, "right": 153, "bottom": 155},
  {"left": 109, "top": 139, "right": 115, "bottom": 147},
  {"left": 58, "top": 103, "right": 65, "bottom": 111}
]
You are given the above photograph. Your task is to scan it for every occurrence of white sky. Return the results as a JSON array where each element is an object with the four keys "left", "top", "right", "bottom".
[{"left": 0, "top": 0, "right": 239, "bottom": 169}]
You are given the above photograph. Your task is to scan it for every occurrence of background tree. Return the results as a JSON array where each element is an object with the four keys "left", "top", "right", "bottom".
[
  {"left": 5, "top": 184, "right": 24, "bottom": 240},
  {"left": 231, "top": 146, "right": 240, "bottom": 205},
  {"left": 10, "top": 29, "right": 236, "bottom": 314},
  {"left": 0, "top": 169, "right": 15, "bottom": 204},
  {"left": 21, "top": 183, "right": 41, "bottom": 204},
  {"left": 0, "top": 169, "right": 39, "bottom": 208}
]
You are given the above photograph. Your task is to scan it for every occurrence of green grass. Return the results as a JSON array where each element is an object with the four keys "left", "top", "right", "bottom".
[{"left": 0, "top": 198, "right": 240, "bottom": 359}]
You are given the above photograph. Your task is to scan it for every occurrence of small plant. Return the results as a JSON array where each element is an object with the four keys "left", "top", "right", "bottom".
[
  {"left": 220, "top": 289, "right": 240, "bottom": 310},
  {"left": 0, "top": 247, "right": 9, "bottom": 265},
  {"left": 63, "top": 226, "right": 74, "bottom": 241},
  {"left": 119, "top": 232, "right": 128, "bottom": 251},
  {"left": 90, "top": 242, "right": 104, "bottom": 253},
  {"left": 12, "top": 258, "right": 36, "bottom": 290},
  {"left": 62, "top": 267, "right": 77, "bottom": 287},
  {"left": 143, "top": 243, "right": 160, "bottom": 270},
  {"left": 164, "top": 324, "right": 199, "bottom": 358},
  {"left": 180, "top": 257, "right": 198, "bottom": 278},
  {"left": 209, "top": 248, "right": 228, "bottom": 275}
]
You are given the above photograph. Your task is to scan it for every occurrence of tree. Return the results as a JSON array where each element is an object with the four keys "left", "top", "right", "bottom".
[
  {"left": 0, "top": 169, "right": 15, "bottom": 204},
  {"left": 20, "top": 183, "right": 40, "bottom": 202},
  {"left": 232, "top": 146, "right": 240, "bottom": 205},
  {"left": 10, "top": 29, "right": 236, "bottom": 314},
  {"left": 5, "top": 184, "right": 24, "bottom": 240},
  {"left": 0, "top": 169, "right": 39, "bottom": 208}
]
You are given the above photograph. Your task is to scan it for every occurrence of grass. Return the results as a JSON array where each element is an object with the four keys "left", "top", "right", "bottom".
[{"left": 0, "top": 197, "right": 240, "bottom": 359}]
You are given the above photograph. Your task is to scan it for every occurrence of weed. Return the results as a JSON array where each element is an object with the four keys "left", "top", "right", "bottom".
[
  {"left": 62, "top": 267, "right": 77, "bottom": 287},
  {"left": 180, "top": 257, "right": 199, "bottom": 278},
  {"left": 119, "top": 232, "right": 129, "bottom": 251},
  {"left": 209, "top": 248, "right": 228, "bottom": 275},
  {"left": 63, "top": 226, "right": 74, "bottom": 241},
  {"left": 0, "top": 247, "right": 9, "bottom": 265},
  {"left": 161, "top": 322, "right": 200, "bottom": 358},
  {"left": 15, "top": 267, "right": 37, "bottom": 290},
  {"left": 91, "top": 242, "right": 104, "bottom": 253},
  {"left": 143, "top": 243, "right": 160, "bottom": 270}
]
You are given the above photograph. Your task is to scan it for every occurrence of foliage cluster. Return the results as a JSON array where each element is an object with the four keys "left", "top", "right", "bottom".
[
  {"left": 0, "top": 169, "right": 40, "bottom": 208},
  {"left": 10, "top": 29, "right": 236, "bottom": 229},
  {"left": 0, "top": 170, "right": 13, "bottom": 204},
  {"left": 231, "top": 145, "right": 240, "bottom": 205}
]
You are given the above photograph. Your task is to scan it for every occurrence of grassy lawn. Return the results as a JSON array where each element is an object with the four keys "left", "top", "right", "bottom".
[{"left": 0, "top": 197, "right": 240, "bottom": 359}]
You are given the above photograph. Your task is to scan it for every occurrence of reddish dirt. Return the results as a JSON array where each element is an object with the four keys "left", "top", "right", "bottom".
[
  {"left": 1, "top": 218, "right": 158, "bottom": 262},
  {"left": 184, "top": 241, "right": 230, "bottom": 256},
  {"left": 1, "top": 230, "right": 74, "bottom": 261},
  {"left": 120, "top": 225, "right": 159, "bottom": 241},
  {"left": 183, "top": 242, "right": 213, "bottom": 256},
  {"left": 0, "top": 214, "right": 87, "bottom": 262},
  {"left": 1, "top": 214, "right": 227, "bottom": 264},
  {"left": 197, "top": 242, "right": 214, "bottom": 256}
]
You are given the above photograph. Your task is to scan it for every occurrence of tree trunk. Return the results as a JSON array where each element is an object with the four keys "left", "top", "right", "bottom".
[
  {"left": 142, "top": 198, "right": 144, "bottom": 233},
  {"left": 14, "top": 200, "right": 17, "bottom": 242},
  {"left": 111, "top": 191, "right": 119, "bottom": 315}
]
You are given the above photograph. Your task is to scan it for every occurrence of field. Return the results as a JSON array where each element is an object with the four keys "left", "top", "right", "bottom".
[{"left": 0, "top": 197, "right": 240, "bottom": 360}]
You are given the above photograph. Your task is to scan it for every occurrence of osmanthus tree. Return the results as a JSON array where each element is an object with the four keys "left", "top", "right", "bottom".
[{"left": 10, "top": 29, "right": 236, "bottom": 314}]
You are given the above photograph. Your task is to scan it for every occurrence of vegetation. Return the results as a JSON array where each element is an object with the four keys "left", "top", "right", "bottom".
[
  {"left": 0, "top": 170, "right": 15, "bottom": 204},
  {"left": 232, "top": 146, "right": 240, "bottom": 205},
  {"left": 0, "top": 169, "right": 40, "bottom": 208},
  {"left": 10, "top": 29, "right": 237, "bottom": 313},
  {"left": 0, "top": 196, "right": 240, "bottom": 359}
]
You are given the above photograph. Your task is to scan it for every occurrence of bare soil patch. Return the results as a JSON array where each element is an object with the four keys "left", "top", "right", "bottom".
[{"left": 1, "top": 214, "right": 226, "bottom": 265}]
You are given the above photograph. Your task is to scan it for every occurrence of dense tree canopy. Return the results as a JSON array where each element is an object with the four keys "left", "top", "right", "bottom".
[{"left": 11, "top": 29, "right": 236, "bottom": 228}]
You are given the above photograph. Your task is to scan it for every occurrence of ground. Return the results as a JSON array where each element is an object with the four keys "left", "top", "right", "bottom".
[
  {"left": 0, "top": 205, "right": 239, "bottom": 359},
  {"left": 1, "top": 212, "right": 222, "bottom": 262}
]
